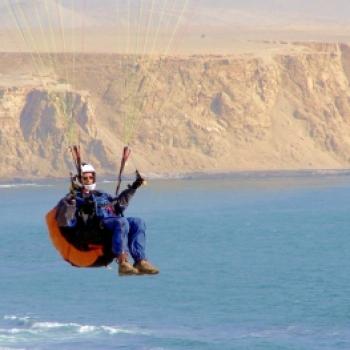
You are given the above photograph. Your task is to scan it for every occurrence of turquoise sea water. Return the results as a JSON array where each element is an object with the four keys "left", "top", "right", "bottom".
[{"left": 1, "top": 173, "right": 350, "bottom": 350}]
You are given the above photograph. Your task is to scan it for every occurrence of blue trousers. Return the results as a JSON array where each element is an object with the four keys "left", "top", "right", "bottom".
[{"left": 102, "top": 217, "right": 146, "bottom": 262}]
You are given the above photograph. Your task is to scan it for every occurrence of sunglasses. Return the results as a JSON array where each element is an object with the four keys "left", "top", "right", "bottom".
[{"left": 82, "top": 175, "right": 94, "bottom": 181}]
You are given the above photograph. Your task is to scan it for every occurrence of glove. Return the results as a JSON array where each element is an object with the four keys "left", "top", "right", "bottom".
[
  {"left": 66, "top": 194, "right": 76, "bottom": 205},
  {"left": 129, "top": 170, "right": 145, "bottom": 190},
  {"left": 69, "top": 176, "right": 82, "bottom": 198},
  {"left": 65, "top": 192, "right": 77, "bottom": 205}
]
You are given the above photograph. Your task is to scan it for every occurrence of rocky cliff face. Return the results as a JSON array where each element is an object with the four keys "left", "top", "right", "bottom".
[{"left": 1, "top": 42, "right": 350, "bottom": 179}]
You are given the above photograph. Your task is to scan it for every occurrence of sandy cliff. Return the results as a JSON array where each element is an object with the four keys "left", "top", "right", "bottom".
[{"left": 1, "top": 42, "right": 350, "bottom": 179}]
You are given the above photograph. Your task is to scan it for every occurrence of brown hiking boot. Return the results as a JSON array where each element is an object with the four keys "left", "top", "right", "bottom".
[
  {"left": 134, "top": 260, "right": 159, "bottom": 275},
  {"left": 118, "top": 261, "right": 139, "bottom": 276},
  {"left": 117, "top": 253, "right": 139, "bottom": 276}
]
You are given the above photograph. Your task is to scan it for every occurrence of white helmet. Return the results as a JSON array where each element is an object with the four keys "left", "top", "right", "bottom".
[
  {"left": 81, "top": 163, "right": 95, "bottom": 174},
  {"left": 81, "top": 163, "right": 96, "bottom": 191}
]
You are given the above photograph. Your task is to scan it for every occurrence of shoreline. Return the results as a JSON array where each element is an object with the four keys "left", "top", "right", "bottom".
[{"left": 2, "top": 168, "right": 350, "bottom": 185}]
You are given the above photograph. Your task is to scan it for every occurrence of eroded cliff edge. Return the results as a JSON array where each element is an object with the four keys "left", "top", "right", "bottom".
[{"left": 1, "top": 42, "right": 350, "bottom": 179}]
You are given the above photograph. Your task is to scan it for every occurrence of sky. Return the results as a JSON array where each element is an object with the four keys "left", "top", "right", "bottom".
[
  {"left": 1, "top": 0, "right": 350, "bottom": 52},
  {"left": 1, "top": 0, "right": 350, "bottom": 25},
  {"left": 198, "top": 0, "right": 350, "bottom": 20}
]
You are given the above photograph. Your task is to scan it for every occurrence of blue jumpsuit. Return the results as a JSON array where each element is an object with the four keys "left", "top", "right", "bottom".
[{"left": 57, "top": 187, "right": 146, "bottom": 262}]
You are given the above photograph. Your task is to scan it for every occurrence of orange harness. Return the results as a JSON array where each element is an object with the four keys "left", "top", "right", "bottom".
[{"left": 46, "top": 207, "right": 114, "bottom": 267}]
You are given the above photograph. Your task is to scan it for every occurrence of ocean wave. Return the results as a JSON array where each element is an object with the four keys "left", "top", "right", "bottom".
[
  {"left": 3, "top": 316, "right": 31, "bottom": 326},
  {"left": 1, "top": 315, "right": 150, "bottom": 345},
  {"left": 1, "top": 317, "right": 349, "bottom": 350},
  {"left": 0, "top": 184, "right": 52, "bottom": 189},
  {"left": 28, "top": 321, "right": 141, "bottom": 335}
]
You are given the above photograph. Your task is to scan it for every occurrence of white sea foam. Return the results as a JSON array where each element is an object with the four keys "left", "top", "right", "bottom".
[
  {"left": 7, "top": 328, "right": 28, "bottom": 334},
  {"left": 0, "top": 183, "right": 52, "bottom": 189},
  {"left": 3, "top": 316, "right": 31, "bottom": 325},
  {"left": 100, "top": 325, "right": 142, "bottom": 335},
  {"left": 1, "top": 315, "right": 150, "bottom": 342},
  {"left": 31, "top": 321, "right": 80, "bottom": 329},
  {"left": 78, "top": 325, "right": 96, "bottom": 333}
]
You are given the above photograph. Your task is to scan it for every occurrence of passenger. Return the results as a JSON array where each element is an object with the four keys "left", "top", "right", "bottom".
[{"left": 56, "top": 163, "right": 159, "bottom": 276}]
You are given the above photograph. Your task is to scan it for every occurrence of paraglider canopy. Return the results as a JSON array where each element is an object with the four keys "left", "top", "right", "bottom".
[{"left": 2, "top": 0, "right": 193, "bottom": 171}]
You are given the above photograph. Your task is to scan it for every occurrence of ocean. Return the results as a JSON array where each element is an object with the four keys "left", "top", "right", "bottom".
[{"left": 1, "top": 173, "right": 350, "bottom": 350}]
